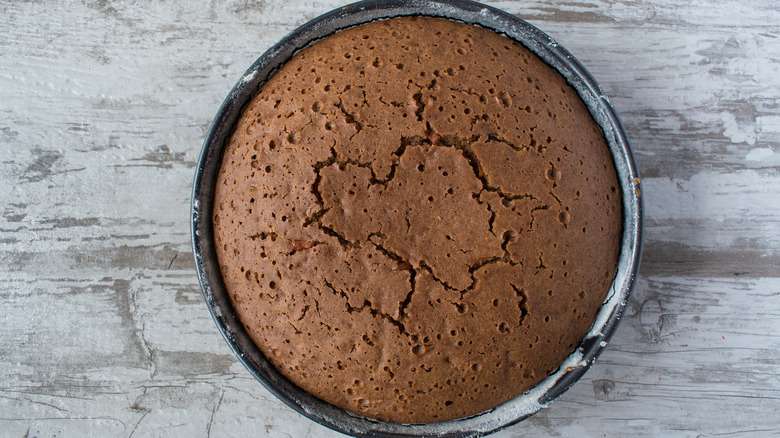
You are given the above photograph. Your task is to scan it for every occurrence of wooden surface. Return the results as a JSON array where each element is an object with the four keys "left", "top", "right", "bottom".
[{"left": 1, "top": 0, "right": 778, "bottom": 436}]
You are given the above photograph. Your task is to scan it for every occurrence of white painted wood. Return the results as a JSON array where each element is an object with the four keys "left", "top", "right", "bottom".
[{"left": 1, "top": 0, "right": 778, "bottom": 436}]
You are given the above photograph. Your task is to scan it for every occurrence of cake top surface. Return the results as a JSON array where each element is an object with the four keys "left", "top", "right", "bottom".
[{"left": 213, "top": 16, "right": 622, "bottom": 423}]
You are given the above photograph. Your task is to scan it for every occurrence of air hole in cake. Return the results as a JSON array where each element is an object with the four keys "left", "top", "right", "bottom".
[
  {"left": 503, "top": 230, "right": 517, "bottom": 242},
  {"left": 497, "top": 91, "right": 512, "bottom": 107}
]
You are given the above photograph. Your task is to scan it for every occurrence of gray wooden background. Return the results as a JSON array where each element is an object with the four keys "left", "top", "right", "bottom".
[{"left": 1, "top": 0, "right": 778, "bottom": 436}]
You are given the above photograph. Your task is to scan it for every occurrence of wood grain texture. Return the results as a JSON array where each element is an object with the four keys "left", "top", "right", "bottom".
[{"left": 1, "top": 0, "right": 778, "bottom": 437}]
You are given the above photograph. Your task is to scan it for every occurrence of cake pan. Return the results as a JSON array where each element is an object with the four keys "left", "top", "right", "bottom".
[{"left": 191, "top": 0, "right": 643, "bottom": 436}]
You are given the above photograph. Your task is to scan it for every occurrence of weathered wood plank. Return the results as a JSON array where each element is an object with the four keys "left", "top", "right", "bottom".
[{"left": 1, "top": 0, "right": 778, "bottom": 436}]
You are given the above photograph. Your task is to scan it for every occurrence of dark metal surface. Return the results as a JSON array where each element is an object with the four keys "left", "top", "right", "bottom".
[{"left": 191, "top": 0, "right": 643, "bottom": 436}]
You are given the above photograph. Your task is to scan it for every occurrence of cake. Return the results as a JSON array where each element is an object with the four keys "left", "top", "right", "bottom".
[{"left": 212, "top": 16, "right": 622, "bottom": 423}]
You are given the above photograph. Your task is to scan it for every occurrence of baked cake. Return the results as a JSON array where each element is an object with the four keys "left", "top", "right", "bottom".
[{"left": 212, "top": 16, "right": 622, "bottom": 423}]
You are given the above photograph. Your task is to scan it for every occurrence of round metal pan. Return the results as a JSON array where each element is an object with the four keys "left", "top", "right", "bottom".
[{"left": 191, "top": 1, "right": 643, "bottom": 436}]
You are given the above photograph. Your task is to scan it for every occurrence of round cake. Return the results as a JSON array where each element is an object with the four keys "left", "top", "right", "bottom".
[{"left": 213, "top": 16, "right": 622, "bottom": 423}]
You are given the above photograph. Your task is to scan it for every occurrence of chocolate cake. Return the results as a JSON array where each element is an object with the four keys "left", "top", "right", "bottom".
[{"left": 212, "top": 16, "right": 622, "bottom": 423}]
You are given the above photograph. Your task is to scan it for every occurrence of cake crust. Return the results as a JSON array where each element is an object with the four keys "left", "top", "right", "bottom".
[{"left": 213, "top": 16, "right": 622, "bottom": 423}]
